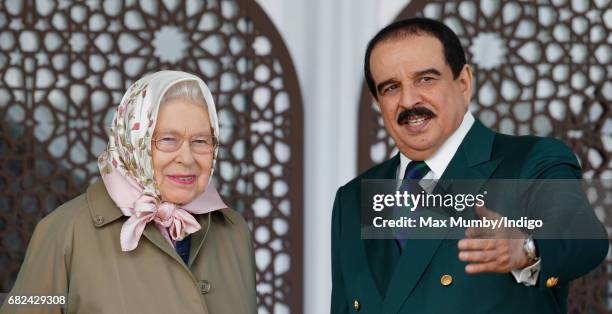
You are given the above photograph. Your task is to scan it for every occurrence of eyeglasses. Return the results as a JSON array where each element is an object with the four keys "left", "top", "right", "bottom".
[{"left": 152, "top": 134, "right": 218, "bottom": 154}]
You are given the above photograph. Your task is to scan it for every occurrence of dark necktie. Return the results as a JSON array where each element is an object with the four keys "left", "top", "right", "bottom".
[{"left": 395, "top": 160, "right": 430, "bottom": 250}]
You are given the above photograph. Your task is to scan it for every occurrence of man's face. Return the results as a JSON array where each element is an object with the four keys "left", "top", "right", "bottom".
[{"left": 369, "top": 34, "right": 472, "bottom": 161}]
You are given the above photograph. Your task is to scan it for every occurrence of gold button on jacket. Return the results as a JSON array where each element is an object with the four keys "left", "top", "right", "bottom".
[
  {"left": 353, "top": 299, "right": 360, "bottom": 311},
  {"left": 546, "top": 276, "right": 559, "bottom": 288},
  {"left": 440, "top": 274, "right": 453, "bottom": 286}
]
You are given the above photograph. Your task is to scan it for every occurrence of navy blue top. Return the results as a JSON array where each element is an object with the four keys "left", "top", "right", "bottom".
[{"left": 175, "top": 234, "right": 192, "bottom": 265}]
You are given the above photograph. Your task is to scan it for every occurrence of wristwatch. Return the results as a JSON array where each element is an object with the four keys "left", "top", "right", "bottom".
[{"left": 523, "top": 237, "right": 539, "bottom": 263}]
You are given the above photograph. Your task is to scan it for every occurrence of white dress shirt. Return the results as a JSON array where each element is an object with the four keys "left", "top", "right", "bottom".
[{"left": 397, "top": 111, "right": 540, "bottom": 286}]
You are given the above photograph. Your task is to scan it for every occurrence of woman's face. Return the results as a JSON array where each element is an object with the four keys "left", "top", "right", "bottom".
[{"left": 152, "top": 99, "right": 214, "bottom": 204}]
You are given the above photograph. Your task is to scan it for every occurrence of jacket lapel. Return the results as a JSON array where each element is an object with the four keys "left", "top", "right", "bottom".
[
  {"left": 440, "top": 120, "right": 502, "bottom": 181},
  {"left": 346, "top": 155, "right": 400, "bottom": 308},
  {"left": 142, "top": 225, "right": 190, "bottom": 268},
  {"left": 382, "top": 120, "right": 503, "bottom": 313}
]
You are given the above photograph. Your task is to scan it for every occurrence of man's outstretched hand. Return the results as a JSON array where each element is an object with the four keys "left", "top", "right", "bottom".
[{"left": 457, "top": 206, "right": 533, "bottom": 274}]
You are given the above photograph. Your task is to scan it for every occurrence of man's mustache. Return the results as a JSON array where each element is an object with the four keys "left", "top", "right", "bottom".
[{"left": 397, "top": 107, "right": 436, "bottom": 125}]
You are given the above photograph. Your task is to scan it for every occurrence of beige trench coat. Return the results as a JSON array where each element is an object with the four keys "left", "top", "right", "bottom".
[{"left": 0, "top": 180, "right": 257, "bottom": 314}]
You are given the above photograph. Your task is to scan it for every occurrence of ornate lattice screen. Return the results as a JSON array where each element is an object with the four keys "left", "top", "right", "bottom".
[
  {"left": 358, "top": 1, "right": 611, "bottom": 313},
  {"left": 0, "top": 0, "right": 303, "bottom": 313}
]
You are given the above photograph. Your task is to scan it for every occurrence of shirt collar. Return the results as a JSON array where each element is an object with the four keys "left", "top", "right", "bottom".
[{"left": 399, "top": 111, "right": 475, "bottom": 179}]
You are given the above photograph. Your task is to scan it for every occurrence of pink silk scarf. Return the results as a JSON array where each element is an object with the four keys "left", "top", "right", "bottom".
[{"left": 101, "top": 165, "right": 226, "bottom": 251}]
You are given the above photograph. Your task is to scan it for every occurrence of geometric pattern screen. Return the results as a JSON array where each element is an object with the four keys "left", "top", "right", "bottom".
[
  {"left": 358, "top": 1, "right": 611, "bottom": 313},
  {"left": 0, "top": 1, "right": 303, "bottom": 313}
]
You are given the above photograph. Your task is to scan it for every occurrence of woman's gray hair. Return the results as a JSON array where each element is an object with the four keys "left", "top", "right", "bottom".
[{"left": 160, "top": 80, "right": 207, "bottom": 107}]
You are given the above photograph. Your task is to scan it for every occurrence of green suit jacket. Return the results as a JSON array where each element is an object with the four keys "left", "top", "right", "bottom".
[{"left": 330, "top": 120, "right": 608, "bottom": 314}]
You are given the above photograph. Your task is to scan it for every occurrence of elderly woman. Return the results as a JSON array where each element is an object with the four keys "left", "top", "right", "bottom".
[{"left": 1, "top": 71, "right": 257, "bottom": 313}]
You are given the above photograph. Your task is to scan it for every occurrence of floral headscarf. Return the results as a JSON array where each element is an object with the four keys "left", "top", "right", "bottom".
[{"left": 98, "top": 70, "right": 227, "bottom": 251}]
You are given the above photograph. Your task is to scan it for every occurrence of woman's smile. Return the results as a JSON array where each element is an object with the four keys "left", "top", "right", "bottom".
[{"left": 166, "top": 174, "right": 196, "bottom": 185}]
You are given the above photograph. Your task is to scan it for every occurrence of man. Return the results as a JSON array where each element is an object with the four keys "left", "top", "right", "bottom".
[{"left": 330, "top": 18, "right": 608, "bottom": 313}]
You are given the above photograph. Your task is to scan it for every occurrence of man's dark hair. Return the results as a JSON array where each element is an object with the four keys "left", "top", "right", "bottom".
[{"left": 364, "top": 17, "right": 467, "bottom": 98}]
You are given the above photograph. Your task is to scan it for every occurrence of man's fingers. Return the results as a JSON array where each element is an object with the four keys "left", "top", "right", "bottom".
[
  {"left": 465, "top": 262, "right": 503, "bottom": 274},
  {"left": 458, "top": 250, "right": 497, "bottom": 263},
  {"left": 458, "top": 238, "right": 496, "bottom": 251}
]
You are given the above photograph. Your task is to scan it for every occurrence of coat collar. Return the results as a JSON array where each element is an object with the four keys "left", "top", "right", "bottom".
[
  {"left": 86, "top": 179, "right": 125, "bottom": 227},
  {"left": 86, "top": 179, "right": 233, "bottom": 228},
  {"left": 443, "top": 119, "right": 499, "bottom": 176}
]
